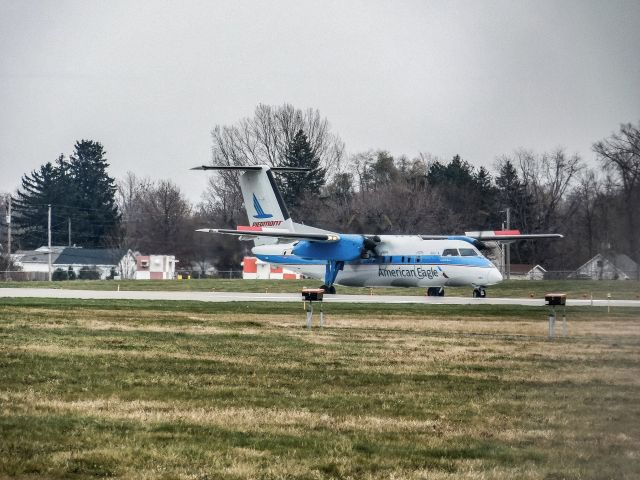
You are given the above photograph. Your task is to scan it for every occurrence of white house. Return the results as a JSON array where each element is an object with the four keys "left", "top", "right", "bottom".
[
  {"left": 12, "top": 246, "right": 136, "bottom": 280},
  {"left": 573, "top": 253, "right": 639, "bottom": 280},
  {"left": 11, "top": 246, "right": 65, "bottom": 273},
  {"left": 509, "top": 264, "right": 547, "bottom": 280}
]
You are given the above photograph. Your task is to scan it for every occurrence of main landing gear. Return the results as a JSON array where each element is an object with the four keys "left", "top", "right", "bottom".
[
  {"left": 320, "top": 284, "right": 337, "bottom": 294},
  {"left": 319, "top": 260, "right": 344, "bottom": 295},
  {"left": 427, "top": 287, "right": 445, "bottom": 296},
  {"left": 472, "top": 287, "right": 487, "bottom": 298}
]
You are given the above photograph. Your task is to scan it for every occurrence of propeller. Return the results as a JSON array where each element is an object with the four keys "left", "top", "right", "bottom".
[{"left": 361, "top": 235, "right": 381, "bottom": 258}]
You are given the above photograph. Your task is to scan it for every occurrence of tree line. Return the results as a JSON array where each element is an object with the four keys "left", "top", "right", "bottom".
[{"left": 2, "top": 104, "right": 639, "bottom": 277}]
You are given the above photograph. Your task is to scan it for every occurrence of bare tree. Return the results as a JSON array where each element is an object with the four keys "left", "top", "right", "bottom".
[
  {"left": 211, "top": 103, "right": 344, "bottom": 171},
  {"left": 115, "top": 172, "right": 153, "bottom": 250},
  {"left": 593, "top": 121, "right": 640, "bottom": 263},
  {"left": 138, "top": 180, "right": 192, "bottom": 257},
  {"left": 204, "top": 103, "right": 345, "bottom": 225},
  {"left": 574, "top": 169, "right": 602, "bottom": 258},
  {"left": 514, "top": 148, "right": 583, "bottom": 232}
]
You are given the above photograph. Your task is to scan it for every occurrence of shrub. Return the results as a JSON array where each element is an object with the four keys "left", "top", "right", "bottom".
[
  {"left": 52, "top": 268, "right": 68, "bottom": 281},
  {"left": 78, "top": 266, "right": 101, "bottom": 280}
]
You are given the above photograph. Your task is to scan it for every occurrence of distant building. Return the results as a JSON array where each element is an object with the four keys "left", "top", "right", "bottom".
[
  {"left": 12, "top": 246, "right": 136, "bottom": 280},
  {"left": 11, "top": 246, "right": 65, "bottom": 274},
  {"left": 134, "top": 254, "right": 177, "bottom": 280},
  {"left": 242, "top": 256, "right": 301, "bottom": 280},
  {"left": 509, "top": 264, "right": 547, "bottom": 280},
  {"left": 572, "top": 253, "right": 639, "bottom": 280}
]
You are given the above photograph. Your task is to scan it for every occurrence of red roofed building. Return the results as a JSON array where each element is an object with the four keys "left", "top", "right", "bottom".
[
  {"left": 241, "top": 256, "right": 300, "bottom": 280},
  {"left": 135, "top": 254, "right": 177, "bottom": 280}
]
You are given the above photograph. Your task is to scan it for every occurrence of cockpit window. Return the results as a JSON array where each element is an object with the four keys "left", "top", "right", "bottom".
[
  {"left": 442, "top": 249, "right": 459, "bottom": 256},
  {"left": 459, "top": 248, "right": 478, "bottom": 256}
]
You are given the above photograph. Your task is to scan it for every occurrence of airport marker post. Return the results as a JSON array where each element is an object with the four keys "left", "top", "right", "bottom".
[
  {"left": 545, "top": 293, "right": 567, "bottom": 339},
  {"left": 301, "top": 288, "right": 325, "bottom": 329}
]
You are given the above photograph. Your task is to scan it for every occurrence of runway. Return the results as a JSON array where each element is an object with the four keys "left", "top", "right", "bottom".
[{"left": 1, "top": 288, "right": 639, "bottom": 307}]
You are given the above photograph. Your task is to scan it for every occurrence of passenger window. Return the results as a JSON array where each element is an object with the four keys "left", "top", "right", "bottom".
[
  {"left": 442, "top": 249, "right": 459, "bottom": 256},
  {"left": 416, "top": 256, "right": 421, "bottom": 263},
  {"left": 459, "top": 248, "right": 478, "bottom": 256},
  {"left": 401, "top": 256, "right": 405, "bottom": 263}
]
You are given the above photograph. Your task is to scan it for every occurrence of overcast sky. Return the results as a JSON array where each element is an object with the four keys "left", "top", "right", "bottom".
[{"left": 1, "top": 0, "right": 639, "bottom": 202}]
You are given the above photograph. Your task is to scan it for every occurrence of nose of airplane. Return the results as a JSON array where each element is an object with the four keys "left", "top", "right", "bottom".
[{"left": 489, "top": 268, "right": 503, "bottom": 284}]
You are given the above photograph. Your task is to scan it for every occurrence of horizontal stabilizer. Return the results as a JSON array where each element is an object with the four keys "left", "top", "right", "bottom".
[
  {"left": 196, "top": 228, "right": 339, "bottom": 243},
  {"left": 191, "top": 165, "right": 310, "bottom": 172}
]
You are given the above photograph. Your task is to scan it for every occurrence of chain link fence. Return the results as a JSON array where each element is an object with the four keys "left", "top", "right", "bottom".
[
  {"left": 2, "top": 269, "right": 245, "bottom": 281},
  {"left": 3, "top": 269, "right": 636, "bottom": 282}
]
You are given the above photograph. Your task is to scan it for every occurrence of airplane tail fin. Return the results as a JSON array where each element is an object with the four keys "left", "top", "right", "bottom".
[
  {"left": 239, "top": 168, "right": 294, "bottom": 239},
  {"left": 192, "top": 165, "right": 336, "bottom": 244},
  {"left": 192, "top": 165, "right": 298, "bottom": 244}
]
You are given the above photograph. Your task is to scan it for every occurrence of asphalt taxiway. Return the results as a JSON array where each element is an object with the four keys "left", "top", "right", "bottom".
[{"left": 1, "top": 288, "right": 639, "bottom": 307}]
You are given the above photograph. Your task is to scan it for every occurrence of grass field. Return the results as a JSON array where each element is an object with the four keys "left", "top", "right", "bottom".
[
  {"left": 2, "top": 278, "right": 640, "bottom": 300},
  {"left": 1, "top": 299, "right": 639, "bottom": 479}
]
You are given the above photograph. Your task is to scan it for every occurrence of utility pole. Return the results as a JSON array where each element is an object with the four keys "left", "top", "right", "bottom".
[
  {"left": 48, "top": 204, "right": 52, "bottom": 282},
  {"left": 500, "top": 219, "right": 505, "bottom": 277},
  {"left": 505, "top": 207, "right": 511, "bottom": 280},
  {"left": 4, "top": 195, "right": 11, "bottom": 281},
  {"left": 68, "top": 217, "right": 71, "bottom": 247}
]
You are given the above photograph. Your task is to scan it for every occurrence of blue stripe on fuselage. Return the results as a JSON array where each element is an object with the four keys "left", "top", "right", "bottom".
[{"left": 255, "top": 254, "right": 494, "bottom": 268}]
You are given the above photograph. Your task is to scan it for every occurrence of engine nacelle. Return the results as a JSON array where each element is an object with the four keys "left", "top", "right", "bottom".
[{"left": 293, "top": 234, "right": 365, "bottom": 261}]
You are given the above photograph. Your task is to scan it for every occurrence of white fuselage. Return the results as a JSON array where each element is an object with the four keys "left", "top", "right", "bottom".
[{"left": 252, "top": 236, "right": 503, "bottom": 288}]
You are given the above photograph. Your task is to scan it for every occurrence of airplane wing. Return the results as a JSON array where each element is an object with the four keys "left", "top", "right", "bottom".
[
  {"left": 191, "top": 165, "right": 310, "bottom": 172},
  {"left": 463, "top": 230, "right": 564, "bottom": 241},
  {"left": 421, "top": 230, "right": 562, "bottom": 241},
  {"left": 197, "top": 227, "right": 340, "bottom": 243},
  {"left": 420, "top": 230, "right": 563, "bottom": 248}
]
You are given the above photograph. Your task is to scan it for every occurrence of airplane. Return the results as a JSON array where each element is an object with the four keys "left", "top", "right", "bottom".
[{"left": 192, "top": 164, "right": 562, "bottom": 297}]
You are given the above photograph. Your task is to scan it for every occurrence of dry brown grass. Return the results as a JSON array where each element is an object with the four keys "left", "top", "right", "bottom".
[{"left": 1, "top": 302, "right": 639, "bottom": 479}]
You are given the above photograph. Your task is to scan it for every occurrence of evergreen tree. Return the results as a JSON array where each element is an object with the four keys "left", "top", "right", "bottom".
[
  {"left": 68, "top": 140, "right": 120, "bottom": 247},
  {"left": 495, "top": 160, "right": 520, "bottom": 207},
  {"left": 12, "top": 156, "right": 70, "bottom": 249},
  {"left": 427, "top": 155, "right": 480, "bottom": 227},
  {"left": 495, "top": 158, "right": 534, "bottom": 262},
  {"left": 427, "top": 155, "right": 475, "bottom": 187},
  {"left": 474, "top": 166, "right": 499, "bottom": 226},
  {"left": 13, "top": 141, "right": 120, "bottom": 249},
  {"left": 495, "top": 158, "right": 532, "bottom": 229},
  {"left": 361, "top": 151, "right": 398, "bottom": 191},
  {"left": 278, "top": 129, "right": 326, "bottom": 209}
]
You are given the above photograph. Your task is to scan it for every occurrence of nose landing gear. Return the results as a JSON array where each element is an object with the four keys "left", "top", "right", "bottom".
[
  {"left": 472, "top": 287, "right": 487, "bottom": 298},
  {"left": 427, "top": 287, "right": 445, "bottom": 296}
]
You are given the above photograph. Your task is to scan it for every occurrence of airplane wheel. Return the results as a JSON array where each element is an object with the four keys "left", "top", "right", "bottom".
[
  {"left": 473, "top": 288, "right": 487, "bottom": 298},
  {"left": 329, "top": 285, "right": 336, "bottom": 295},
  {"left": 427, "top": 287, "right": 444, "bottom": 296}
]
